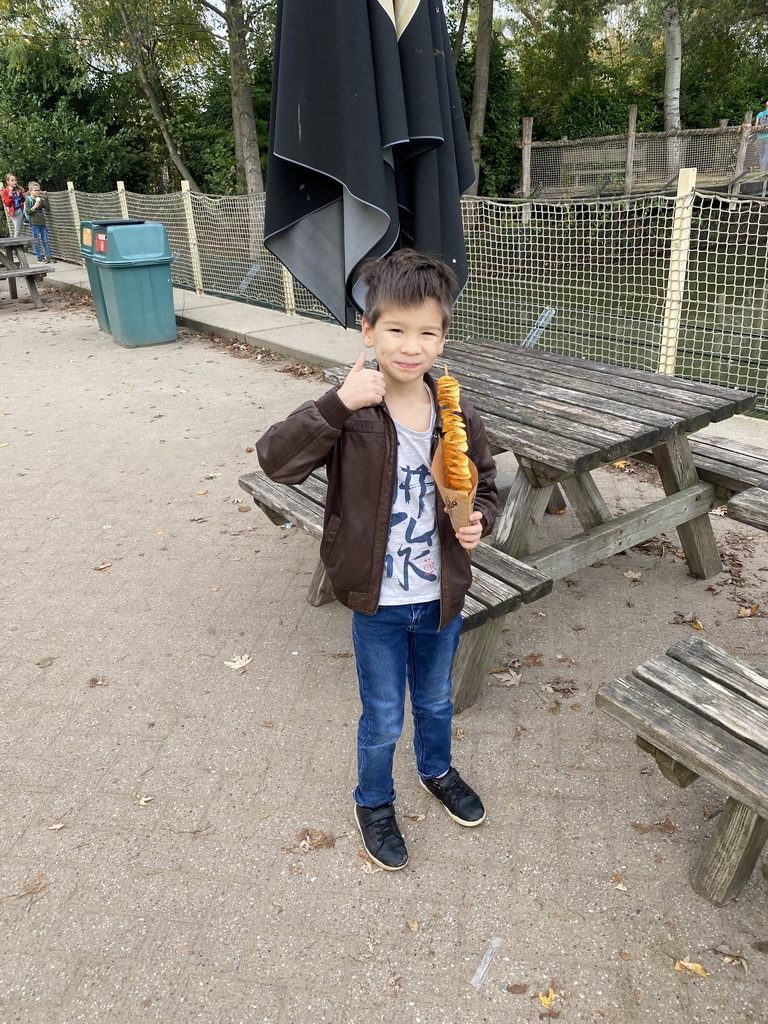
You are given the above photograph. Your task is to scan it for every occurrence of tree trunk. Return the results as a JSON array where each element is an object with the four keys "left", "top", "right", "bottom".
[
  {"left": 663, "top": 4, "right": 683, "bottom": 176},
  {"left": 226, "top": 0, "right": 264, "bottom": 194},
  {"left": 452, "top": 0, "right": 471, "bottom": 67},
  {"left": 467, "top": 0, "right": 493, "bottom": 195},
  {"left": 115, "top": 0, "right": 201, "bottom": 190}
]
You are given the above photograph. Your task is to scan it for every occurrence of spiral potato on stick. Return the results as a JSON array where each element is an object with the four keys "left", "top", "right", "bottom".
[{"left": 437, "top": 367, "right": 473, "bottom": 491}]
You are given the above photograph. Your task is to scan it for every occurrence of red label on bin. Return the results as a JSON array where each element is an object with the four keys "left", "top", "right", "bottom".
[{"left": 95, "top": 232, "right": 107, "bottom": 253}]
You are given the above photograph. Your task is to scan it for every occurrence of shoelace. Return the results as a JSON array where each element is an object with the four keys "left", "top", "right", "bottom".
[
  {"left": 369, "top": 812, "right": 400, "bottom": 843},
  {"left": 438, "top": 772, "right": 471, "bottom": 803}
]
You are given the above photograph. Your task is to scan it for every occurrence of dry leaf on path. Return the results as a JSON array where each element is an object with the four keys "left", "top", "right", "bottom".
[
  {"left": 92, "top": 562, "right": 112, "bottom": 572},
  {"left": 36, "top": 656, "right": 56, "bottom": 668},
  {"left": 406, "top": 919, "right": 419, "bottom": 932},
  {"left": 223, "top": 653, "right": 252, "bottom": 670},
  {"left": 671, "top": 611, "right": 704, "bottom": 629},
  {"left": 710, "top": 945, "right": 748, "bottom": 973},
  {"left": 737, "top": 604, "right": 760, "bottom": 618},
  {"left": 538, "top": 987, "right": 557, "bottom": 1008},
  {"left": 507, "top": 983, "right": 529, "bottom": 994},
  {"left": 524, "top": 652, "right": 544, "bottom": 667},
  {"left": 297, "top": 828, "right": 337, "bottom": 851},
  {"left": 674, "top": 959, "right": 708, "bottom": 978},
  {"left": 631, "top": 817, "right": 676, "bottom": 835}
]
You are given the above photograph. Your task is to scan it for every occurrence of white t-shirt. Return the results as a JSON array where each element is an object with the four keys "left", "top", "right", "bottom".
[{"left": 378, "top": 393, "right": 441, "bottom": 606}]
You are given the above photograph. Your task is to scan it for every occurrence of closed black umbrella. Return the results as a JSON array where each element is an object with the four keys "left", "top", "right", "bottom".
[{"left": 264, "top": 0, "right": 475, "bottom": 328}]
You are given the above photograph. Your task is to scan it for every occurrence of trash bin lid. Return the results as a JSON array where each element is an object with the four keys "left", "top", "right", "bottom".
[
  {"left": 92, "top": 221, "right": 172, "bottom": 264},
  {"left": 81, "top": 219, "right": 145, "bottom": 253}
]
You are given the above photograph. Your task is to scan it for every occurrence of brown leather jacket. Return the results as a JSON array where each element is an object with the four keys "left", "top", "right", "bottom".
[{"left": 256, "top": 373, "right": 499, "bottom": 629}]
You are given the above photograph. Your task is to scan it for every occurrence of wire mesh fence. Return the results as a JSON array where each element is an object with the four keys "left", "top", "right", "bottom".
[{"left": 4, "top": 181, "right": 767, "bottom": 413}]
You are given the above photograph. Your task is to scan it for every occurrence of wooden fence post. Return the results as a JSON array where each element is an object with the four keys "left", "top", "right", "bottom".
[
  {"left": 66, "top": 182, "right": 82, "bottom": 259},
  {"left": 625, "top": 105, "right": 638, "bottom": 195},
  {"left": 116, "top": 181, "right": 129, "bottom": 219},
  {"left": 658, "top": 167, "right": 697, "bottom": 376},
  {"left": 520, "top": 116, "right": 534, "bottom": 225},
  {"left": 180, "top": 179, "right": 204, "bottom": 295}
]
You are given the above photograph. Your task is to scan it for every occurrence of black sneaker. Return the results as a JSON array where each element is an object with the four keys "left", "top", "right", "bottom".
[
  {"left": 420, "top": 767, "right": 486, "bottom": 826},
  {"left": 354, "top": 802, "right": 408, "bottom": 870}
]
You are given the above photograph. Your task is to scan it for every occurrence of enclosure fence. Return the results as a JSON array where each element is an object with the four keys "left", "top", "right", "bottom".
[
  {"left": 6, "top": 176, "right": 768, "bottom": 414},
  {"left": 521, "top": 117, "right": 768, "bottom": 198}
]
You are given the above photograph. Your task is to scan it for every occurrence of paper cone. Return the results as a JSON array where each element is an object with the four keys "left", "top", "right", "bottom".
[{"left": 431, "top": 439, "right": 478, "bottom": 533}]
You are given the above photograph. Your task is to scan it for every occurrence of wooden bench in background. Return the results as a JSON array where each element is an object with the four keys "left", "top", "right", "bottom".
[
  {"left": 597, "top": 636, "right": 768, "bottom": 906},
  {"left": 239, "top": 469, "right": 553, "bottom": 712},
  {"left": 635, "top": 433, "right": 768, "bottom": 533}
]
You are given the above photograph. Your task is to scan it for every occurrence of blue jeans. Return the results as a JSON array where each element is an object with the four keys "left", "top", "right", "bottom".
[
  {"left": 352, "top": 600, "right": 462, "bottom": 808},
  {"left": 31, "top": 225, "right": 51, "bottom": 260}
]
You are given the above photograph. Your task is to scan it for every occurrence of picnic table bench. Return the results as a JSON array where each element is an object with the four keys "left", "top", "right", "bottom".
[
  {"left": 597, "top": 636, "right": 768, "bottom": 905},
  {"left": 0, "top": 236, "right": 51, "bottom": 309},
  {"left": 239, "top": 468, "right": 553, "bottom": 711},
  {"left": 635, "top": 433, "right": 768, "bottom": 532}
]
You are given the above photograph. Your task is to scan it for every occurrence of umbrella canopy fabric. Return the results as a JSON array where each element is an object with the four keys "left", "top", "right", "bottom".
[{"left": 264, "top": 0, "right": 475, "bottom": 327}]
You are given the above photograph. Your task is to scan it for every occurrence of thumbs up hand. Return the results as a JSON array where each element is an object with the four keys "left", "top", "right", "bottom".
[{"left": 337, "top": 352, "right": 386, "bottom": 411}]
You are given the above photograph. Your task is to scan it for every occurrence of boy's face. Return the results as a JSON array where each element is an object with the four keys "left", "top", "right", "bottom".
[
  {"left": 30, "top": 185, "right": 40, "bottom": 197},
  {"left": 361, "top": 299, "right": 446, "bottom": 387}
]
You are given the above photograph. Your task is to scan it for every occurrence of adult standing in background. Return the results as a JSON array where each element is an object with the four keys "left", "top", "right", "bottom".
[
  {"left": 755, "top": 102, "right": 768, "bottom": 172},
  {"left": 1, "top": 174, "right": 26, "bottom": 236}
]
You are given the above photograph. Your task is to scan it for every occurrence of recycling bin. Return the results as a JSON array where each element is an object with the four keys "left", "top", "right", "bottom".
[
  {"left": 91, "top": 221, "right": 177, "bottom": 347},
  {"left": 80, "top": 219, "right": 144, "bottom": 333}
]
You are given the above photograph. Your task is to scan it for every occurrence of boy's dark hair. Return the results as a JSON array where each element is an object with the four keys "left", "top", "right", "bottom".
[{"left": 359, "top": 248, "right": 459, "bottom": 330}]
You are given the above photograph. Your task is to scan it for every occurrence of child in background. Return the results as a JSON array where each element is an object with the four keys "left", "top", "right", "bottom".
[
  {"left": 2, "top": 174, "right": 26, "bottom": 237},
  {"left": 257, "top": 250, "right": 499, "bottom": 870},
  {"left": 25, "top": 182, "right": 52, "bottom": 263}
]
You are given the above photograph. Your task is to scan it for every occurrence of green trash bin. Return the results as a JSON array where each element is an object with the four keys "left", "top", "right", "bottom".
[
  {"left": 80, "top": 219, "right": 144, "bottom": 334},
  {"left": 92, "top": 221, "right": 177, "bottom": 347}
]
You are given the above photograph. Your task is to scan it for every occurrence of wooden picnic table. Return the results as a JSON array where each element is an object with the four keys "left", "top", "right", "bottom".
[
  {"left": 0, "top": 235, "right": 51, "bottom": 309},
  {"left": 325, "top": 341, "right": 756, "bottom": 704}
]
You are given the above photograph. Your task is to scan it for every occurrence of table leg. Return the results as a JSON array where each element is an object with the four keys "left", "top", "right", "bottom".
[
  {"left": 653, "top": 437, "right": 722, "bottom": 578},
  {"left": 561, "top": 473, "right": 613, "bottom": 530},
  {"left": 690, "top": 797, "right": 768, "bottom": 906},
  {"left": 493, "top": 463, "right": 555, "bottom": 558},
  {"left": 452, "top": 618, "right": 507, "bottom": 714}
]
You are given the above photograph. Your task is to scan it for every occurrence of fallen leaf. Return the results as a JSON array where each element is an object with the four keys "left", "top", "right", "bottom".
[
  {"left": 197, "top": 490, "right": 208, "bottom": 495},
  {"left": 538, "top": 987, "right": 557, "bottom": 1009},
  {"left": 507, "top": 983, "right": 529, "bottom": 994},
  {"left": 489, "top": 670, "right": 523, "bottom": 687},
  {"left": 47, "top": 823, "right": 66, "bottom": 831},
  {"left": 452, "top": 727, "right": 467, "bottom": 741},
  {"left": 245, "top": 446, "right": 255, "bottom": 453},
  {"left": 671, "top": 611, "right": 704, "bottom": 629},
  {"left": 92, "top": 562, "right": 112, "bottom": 572},
  {"left": 711, "top": 506, "right": 728, "bottom": 516},
  {"left": 155, "top": 530, "right": 167, "bottom": 535},
  {"left": 406, "top": 919, "right": 419, "bottom": 932},
  {"left": 524, "top": 652, "right": 544, "bottom": 667},
  {"left": 136, "top": 795, "right": 154, "bottom": 806},
  {"left": 261, "top": 720, "right": 273, "bottom": 728},
  {"left": 513, "top": 723, "right": 526, "bottom": 740},
  {"left": 674, "top": 960, "right": 708, "bottom": 978},
  {"left": 404, "top": 812, "right": 426, "bottom": 821},
  {"left": 223, "top": 653, "right": 252, "bottom": 670},
  {"left": 710, "top": 945, "right": 748, "bottom": 973},
  {"left": 88, "top": 676, "right": 110, "bottom": 687},
  {"left": 623, "top": 571, "right": 642, "bottom": 581},
  {"left": 737, "top": 604, "right": 760, "bottom": 618},
  {"left": 618, "top": 951, "right": 632, "bottom": 961},
  {"left": 296, "top": 828, "right": 337, "bottom": 851},
  {"left": 631, "top": 817, "right": 676, "bottom": 835},
  {"left": 751, "top": 941, "right": 768, "bottom": 953},
  {"left": 325, "top": 652, "right": 353, "bottom": 659},
  {"left": 36, "top": 656, "right": 56, "bottom": 668},
  {"left": 613, "top": 460, "right": 629, "bottom": 469}
]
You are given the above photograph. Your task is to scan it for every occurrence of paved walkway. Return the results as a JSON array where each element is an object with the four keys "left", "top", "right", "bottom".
[{"left": 1, "top": 278, "right": 767, "bottom": 1023}]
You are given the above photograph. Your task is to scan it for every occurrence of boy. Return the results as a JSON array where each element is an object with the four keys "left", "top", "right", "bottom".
[
  {"left": 257, "top": 250, "right": 499, "bottom": 870},
  {"left": 24, "top": 182, "right": 52, "bottom": 263}
]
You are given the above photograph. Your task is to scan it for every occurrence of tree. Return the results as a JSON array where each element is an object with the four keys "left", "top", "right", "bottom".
[
  {"left": 467, "top": 0, "right": 494, "bottom": 193},
  {"left": 196, "top": 0, "right": 269, "bottom": 194}
]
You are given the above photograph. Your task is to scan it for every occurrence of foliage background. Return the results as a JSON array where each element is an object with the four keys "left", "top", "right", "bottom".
[{"left": 0, "top": 1, "right": 766, "bottom": 197}]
